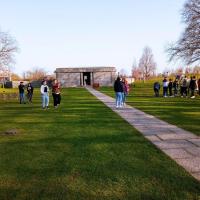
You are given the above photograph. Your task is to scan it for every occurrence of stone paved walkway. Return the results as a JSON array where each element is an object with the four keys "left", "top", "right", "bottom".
[{"left": 87, "top": 87, "right": 200, "bottom": 181}]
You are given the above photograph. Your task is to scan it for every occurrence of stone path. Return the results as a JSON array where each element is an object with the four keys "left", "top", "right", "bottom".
[{"left": 87, "top": 87, "right": 200, "bottom": 181}]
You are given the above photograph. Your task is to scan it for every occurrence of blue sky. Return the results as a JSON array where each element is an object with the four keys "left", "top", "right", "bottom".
[{"left": 0, "top": 0, "right": 186, "bottom": 75}]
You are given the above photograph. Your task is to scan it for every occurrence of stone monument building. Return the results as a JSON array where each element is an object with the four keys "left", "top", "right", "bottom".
[{"left": 55, "top": 67, "right": 116, "bottom": 87}]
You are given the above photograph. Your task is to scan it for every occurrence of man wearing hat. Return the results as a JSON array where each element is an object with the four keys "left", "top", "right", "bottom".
[{"left": 18, "top": 81, "right": 26, "bottom": 104}]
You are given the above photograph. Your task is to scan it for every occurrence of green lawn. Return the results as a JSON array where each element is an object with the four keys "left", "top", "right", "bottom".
[
  {"left": 100, "top": 82, "right": 200, "bottom": 136},
  {"left": 0, "top": 88, "right": 200, "bottom": 200}
]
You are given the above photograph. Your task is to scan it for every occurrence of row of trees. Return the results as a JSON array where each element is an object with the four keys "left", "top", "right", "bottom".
[
  {"left": 163, "top": 65, "right": 200, "bottom": 77},
  {"left": 11, "top": 68, "right": 55, "bottom": 81}
]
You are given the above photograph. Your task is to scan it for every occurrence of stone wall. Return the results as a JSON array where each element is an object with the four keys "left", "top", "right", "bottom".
[
  {"left": 93, "top": 72, "right": 115, "bottom": 86},
  {"left": 57, "top": 72, "right": 80, "bottom": 87}
]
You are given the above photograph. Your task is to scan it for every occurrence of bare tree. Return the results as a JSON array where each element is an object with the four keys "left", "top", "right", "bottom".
[
  {"left": 24, "top": 68, "right": 47, "bottom": 81},
  {"left": 0, "top": 30, "right": 18, "bottom": 72},
  {"left": 175, "top": 67, "right": 184, "bottom": 75},
  {"left": 138, "top": 46, "right": 156, "bottom": 80},
  {"left": 119, "top": 68, "right": 128, "bottom": 77},
  {"left": 193, "top": 66, "right": 200, "bottom": 75},
  {"left": 168, "top": 0, "right": 200, "bottom": 64},
  {"left": 185, "top": 66, "right": 193, "bottom": 74},
  {"left": 11, "top": 73, "right": 21, "bottom": 81}
]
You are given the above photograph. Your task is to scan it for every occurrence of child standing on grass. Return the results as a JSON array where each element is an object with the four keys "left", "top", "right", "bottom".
[{"left": 40, "top": 80, "right": 50, "bottom": 109}]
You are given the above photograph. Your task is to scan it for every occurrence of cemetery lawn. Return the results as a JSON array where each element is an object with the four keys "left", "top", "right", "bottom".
[
  {"left": 100, "top": 83, "right": 200, "bottom": 136},
  {"left": 0, "top": 88, "right": 200, "bottom": 200}
]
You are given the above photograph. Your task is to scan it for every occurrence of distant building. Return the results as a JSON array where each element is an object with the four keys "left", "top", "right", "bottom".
[
  {"left": 0, "top": 70, "right": 11, "bottom": 87},
  {"left": 0, "top": 70, "right": 11, "bottom": 81},
  {"left": 55, "top": 67, "right": 116, "bottom": 87}
]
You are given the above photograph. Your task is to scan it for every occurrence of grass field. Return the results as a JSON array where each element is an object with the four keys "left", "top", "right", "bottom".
[
  {"left": 100, "top": 82, "right": 200, "bottom": 136},
  {"left": 0, "top": 88, "right": 200, "bottom": 200}
]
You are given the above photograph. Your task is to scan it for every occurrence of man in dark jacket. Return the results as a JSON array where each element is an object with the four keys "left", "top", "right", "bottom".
[
  {"left": 168, "top": 79, "right": 173, "bottom": 97},
  {"left": 18, "top": 81, "right": 26, "bottom": 104},
  {"left": 189, "top": 76, "right": 197, "bottom": 98},
  {"left": 114, "top": 77, "right": 123, "bottom": 108}
]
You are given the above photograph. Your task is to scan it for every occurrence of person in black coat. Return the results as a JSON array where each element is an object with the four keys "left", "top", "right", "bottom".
[
  {"left": 114, "top": 77, "right": 123, "bottom": 108},
  {"left": 168, "top": 79, "right": 173, "bottom": 97},
  {"left": 18, "top": 81, "right": 26, "bottom": 104},
  {"left": 27, "top": 82, "right": 34, "bottom": 103},
  {"left": 189, "top": 76, "right": 197, "bottom": 98}
]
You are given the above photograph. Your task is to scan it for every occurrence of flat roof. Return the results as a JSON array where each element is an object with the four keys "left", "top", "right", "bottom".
[{"left": 55, "top": 67, "right": 116, "bottom": 73}]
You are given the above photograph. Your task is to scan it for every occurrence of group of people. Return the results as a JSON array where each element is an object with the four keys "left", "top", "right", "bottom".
[
  {"left": 40, "top": 80, "right": 61, "bottom": 109},
  {"left": 154, "top": 76, "right": 200, "bottom": 98},
  {"left": 18, "top": 82, "right": 34, "bottom": 104},
  {"left": 114, "top": 77, "right": 129, "bottom": 108},
  {"left": 18, "top": 79, "right": 61, "bottom": 109}
]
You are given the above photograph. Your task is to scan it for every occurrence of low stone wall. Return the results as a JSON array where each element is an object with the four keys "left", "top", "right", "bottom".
[
  {"left": 4, "top": 81, "right": 29, "bottom": 88},
  {"left": 3, "top": 80, "right": 51, "bottom": 88},
  {"left": 0, "top": 93, "right": 18, "bottom": 101}
]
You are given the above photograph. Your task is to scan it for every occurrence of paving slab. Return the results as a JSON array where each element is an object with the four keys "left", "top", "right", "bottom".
[
  {"left": 188, "top": 139, "right": 200, "bottom": 147},
  {"left": 157, "top": 133, "right": 197, "bottom": 140},
  {"left": 86, "top": 87, "right": 200, "bottom": 182},
  {"left": 176, "top": 157, "right": 200, "bottom": 173},
  {"left": 145, "top": 135, "right": 161, "bottom": 142},
  {"left": 185, "top": 147, "right": 200, "bottom": 156},
  {"left": 192, "top": 172, "right": 200, "bottom": 180},
  {"left": 154, "top": 140, "right": 195, "bottom": 150},
  {"left": 162, "top": 148, "right": 194, "bottom": 159}
]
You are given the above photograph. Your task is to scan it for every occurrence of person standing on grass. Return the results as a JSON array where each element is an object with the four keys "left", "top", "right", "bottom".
[
  {"left": 27, "top": 82, "right": 34, "bottom": 103},
  {"left": 18, "top": 81, "right": 26, "bottom": 104},
  {"left": 52, "top": 79, "right": 61, "bottom": 108},
  {"left": 114, "top": 77, "right": 123, "bottom": 108},
  {"left": 198, "top": 78, "right": 200, "bottom": 95},
  {"left": 168, "top": 79, "right": 173, "bottom": 97},
  {"left": 163, "top": 77, "right": 168, "bottom": 97},
  {"left": 173, "top": 79, "right": 179, "bottom": 96},
  {"left": 180, "top": 76, "right": 188, "bottom": 97},
  {"left": 180, "top": 77, "right": 184, "bottom": 97},
  {"left": 189, "top": 76, "right": 197, "bottom": 99},
  {"left": 40, "top": 80, "right": 50, "bottom": 109},
  {"left": 153, "top": 81, "right": 160, "bottom": 97},
  {"left": 122, "top": 78, "right": 129, "bottom": 106}
]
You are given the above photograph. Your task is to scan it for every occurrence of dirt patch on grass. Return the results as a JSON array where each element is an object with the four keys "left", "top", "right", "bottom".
[{"left": 0, "top": 129, "right": 20, "bottom": 136}]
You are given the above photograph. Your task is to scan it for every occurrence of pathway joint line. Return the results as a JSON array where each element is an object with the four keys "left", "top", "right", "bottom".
[{"left": 86, "top": 87, "right": 200, "bottom": 182}]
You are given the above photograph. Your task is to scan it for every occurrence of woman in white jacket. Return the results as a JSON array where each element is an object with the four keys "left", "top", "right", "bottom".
[{"left": 40, "top": 81, "right": 50, "bottom": 109}]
